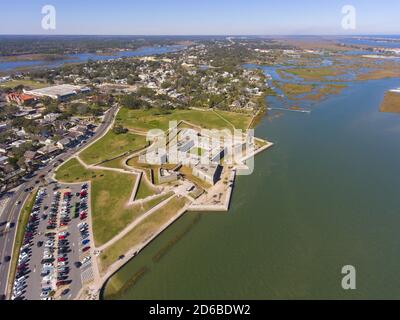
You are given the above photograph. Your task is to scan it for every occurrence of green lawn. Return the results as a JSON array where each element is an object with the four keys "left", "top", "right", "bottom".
[
  {"left": 101, "top": 156, "right": 126, "bottom": 169},
  {"left": 100, "top": 196, "right": 188, "bottom": 271},
  {"left": 116, "top": 107, "right": 252, "bottom": 132},
  {"left": 213, "top": 109, "right": 253, "bottom": 130},
  {"left": 80, "top": 131, "right": 148, "bottom": 165}
]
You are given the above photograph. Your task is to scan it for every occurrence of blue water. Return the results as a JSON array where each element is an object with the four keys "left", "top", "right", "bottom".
[
  {"left": 0, "top": 45, "right": 185, "bottom": 72},
  {"left": 340, "top": 36, "right": 400, "bottom": 49},
  {"left": 102, "top": 52, "right": 400, "bottom": 298}
]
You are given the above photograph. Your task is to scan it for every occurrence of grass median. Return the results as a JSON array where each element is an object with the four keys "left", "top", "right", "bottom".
[{"left": 7, "top": 189, "right": 38, "bottom": 297}]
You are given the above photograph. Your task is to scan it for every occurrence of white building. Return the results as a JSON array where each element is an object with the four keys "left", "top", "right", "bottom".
[
  {"left": 24, "top": 84, "right": 91, "bottom": 101},
  {"left": 192, "top": 163, "right": 221, "bottom": 185}
]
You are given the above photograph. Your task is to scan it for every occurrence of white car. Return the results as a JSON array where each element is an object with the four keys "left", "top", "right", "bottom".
[
  {"left": 40, "top": 291, "right": 50, "bottom": 298},
  {"left": 78, "top": 222, "right": 88, "bottom": 229},
  {"left": 18, "top": 256, "right": 28, "bottom": 264},
  {"left": 45, "top": 241, "right": 54, "bottom": 248},
  {"left": 58, "top": 261, "right": 67, "bottom": 267},
  {"left": 42, "top": 275, "right": 53, "bottom": 282},
  {"left": 14, "top": 282, "right": 24, "bottom": 290},
  {"left": 81, "top": 256, "right": 91, "bottom": 264},
  {"left": 43, "top": 263, "right": 53, "bottom": 269},
  {"left": 43, "top": 254, "right": 53, "bottom": 260}
]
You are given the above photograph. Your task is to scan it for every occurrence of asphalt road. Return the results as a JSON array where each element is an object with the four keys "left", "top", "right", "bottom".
[{"left": 0, "top": 105, "right": 118, "bottom": 299}]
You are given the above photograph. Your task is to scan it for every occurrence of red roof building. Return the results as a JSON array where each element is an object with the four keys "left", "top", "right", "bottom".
[{"left": 6, "top": 92, "right": 36, "bottom": 105}]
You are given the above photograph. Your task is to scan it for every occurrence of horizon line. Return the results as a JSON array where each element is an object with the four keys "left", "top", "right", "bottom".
[{"left": 0, "top": 33, "right": 400, "bottom": 37}]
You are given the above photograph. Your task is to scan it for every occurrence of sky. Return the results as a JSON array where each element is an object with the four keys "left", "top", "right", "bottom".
[{"left": 0, "top": 0, "right": 399, "bottom": 35}]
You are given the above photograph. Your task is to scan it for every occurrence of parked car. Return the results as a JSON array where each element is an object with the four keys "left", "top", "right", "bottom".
[{"left": 81, "top": 246, "right": 90, "bottom": 253}]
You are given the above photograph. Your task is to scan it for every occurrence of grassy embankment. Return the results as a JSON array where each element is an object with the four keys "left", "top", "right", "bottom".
[
  {"left": 380, "top": 91, "right": 400, "bottom": 113},
  {"left": 274, "top": 79, "right": 347, "bottom": 102},
  {"left": 135, "top": 178, "right": 158, "bottom": 200},
  {"left": 302, "top": 84, "right": 347, "bottom": 101},
  {"left": 55, "top": 158, "right": 173, "bottom": 246},
  {"left": 276, "top": 82, "right": 315, "bottom": 98},
  {"left": 99, "top": 196, "right": 189, "bottom": 272},
  {"left": 7, "top": 189, "right": 38, "bottom": 295},
  {"left": 357, "top": 66, "right": 400, "bottom": 81}
]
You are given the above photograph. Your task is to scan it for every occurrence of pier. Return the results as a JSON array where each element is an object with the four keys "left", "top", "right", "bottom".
[{"left": 267, "top": 107, "right": 311, "bottom": 114}]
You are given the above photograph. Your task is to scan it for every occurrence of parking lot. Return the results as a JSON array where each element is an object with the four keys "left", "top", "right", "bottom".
[{"left": 11, "top": 182, "right": 94, "bottom": 300}]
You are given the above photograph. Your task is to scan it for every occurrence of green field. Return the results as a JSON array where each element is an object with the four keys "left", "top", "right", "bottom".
[
  {"left": 213, "top": 109, "right": 253, "bottom": 130},
  {"left": 100, "top": 196, "right": 188, "bottom": 271},
  {"left": 80, "top": 131, "right": 148, "bottom": 165},
  {"left": 0, "top": 79, "right": 47, "bottom": 89},
  {"left": 116, "top": 108, "right": 252, "bottom": 132},
  {"left": 101, "top": 156, "right": 126, "bottom": 169}
]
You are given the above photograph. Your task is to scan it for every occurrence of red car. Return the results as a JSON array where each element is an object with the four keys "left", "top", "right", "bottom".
[
  {"left": 58, "top": 235, "right": 66, "bottom": 240},
  {"left": 56, "top": 281, "right": 68, "bottom": 287},
  {"left": 57, "top": 257, "right": 66, "bottom": 262},
  {"left": 81, "top": 246, "right": 90, "bottom": 253},
  {"left": 60, "top": 222, "right": 68, "bottom": 227},
  {"left": 17, "top": 264, "right": 27, "bottom": 271}
]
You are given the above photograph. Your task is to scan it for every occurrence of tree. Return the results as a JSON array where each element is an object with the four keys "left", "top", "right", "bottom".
[
  {"left": 120, "top": 94, "right": 143, "bottom": 109},
  {"left": 112, "top": 125, "right": 128, "bottom": 135}
]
